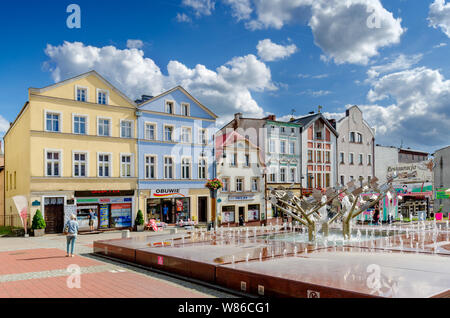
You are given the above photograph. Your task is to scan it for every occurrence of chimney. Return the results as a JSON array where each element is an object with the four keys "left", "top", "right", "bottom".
[
  {"left": 263, "top": 114, "right": 276, "bottom": 121},
  {"left": 233, "top": 113, "right": 242, "bottom": 130}
]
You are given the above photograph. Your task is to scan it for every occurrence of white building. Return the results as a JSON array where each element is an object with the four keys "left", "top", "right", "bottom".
[
  {"left": 215, "top": 131, "right": 267, "bottom": 225},
  {"left": 336, "top": 106, "right": 375, "bottom": 187},
  {"left": 375, "top": 145, "right": 399, "bottom": 185}
]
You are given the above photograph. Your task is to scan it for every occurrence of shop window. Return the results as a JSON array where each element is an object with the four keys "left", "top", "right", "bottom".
[
  {"left": 248, "top": 204, "right": 260, "bottom": 221},
  {"left": 222, "top": 206, "right": 235, "bottom": 223}
]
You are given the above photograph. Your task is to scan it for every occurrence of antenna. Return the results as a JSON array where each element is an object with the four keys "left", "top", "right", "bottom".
[{"left": 318, "top": 105, "right": 322, "bottom": 113}]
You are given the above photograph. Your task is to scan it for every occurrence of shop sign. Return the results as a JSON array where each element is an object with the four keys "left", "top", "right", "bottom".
[
  {"left": 75, "top": 190, "right": 134, "bottom": 197},
  {"left": 228, "top": 195, "right": 255, "bottom": 201},
  {"left": 393, "top": 183, "right": 433, "bottom": 196},
  {"left": 436, "top": 188, "right": 450, "bottom": 199},
  {"left": 76, "top": 197, "right": 133, "bottom": 204},
  {"left": 149, "top": 188, "right": 189, "bottom": 198},
  {"left": 31, "top": 200, "right": 41, "bottom": 206}
]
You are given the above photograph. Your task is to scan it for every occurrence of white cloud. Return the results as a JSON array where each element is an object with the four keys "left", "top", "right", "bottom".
[
  {"left": 182, "top": 0, "right": 215, "bottom": 17},
  {"left": 226, "top": 0, "right": 405, "bottom": 65},
  {"left": 224, "top": 0, "right": 253, "bottom": 21},
  {"left": 363, "top": 66, "right": 450, "bottom": 148},
  {"left": 256, "top": 39, "right": 298, "bottom": 62},
  {"left": 428, "top": 0, "right": 450, "bottom": 37},
  {"left": 366, "top": 53, "right": 423, "bottom": 79},
  {"left": 44, "top": 41, "right": 276, "bottom": 127},
  {"left": 0, "top": 115, "right": 10, "bottom": 133},
  {"left": 126, "top": 39, "right": 144, "bottom": 49},
  {"left": 176, "top": 13, "right": 192, "bottom": 23},
  {"left": 299, "top": 89, "right": 331, "bottom": 97},
  {"left": 433, "top": 42, "right": 448, "bottom": 48}
]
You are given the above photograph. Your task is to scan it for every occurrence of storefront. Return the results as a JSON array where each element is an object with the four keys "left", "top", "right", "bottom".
[
  {"left": 145, "top": 188, "right": 191, "bottom": 224},
  {"left": 394, "top": 183, "right": 433, "bottom": 218},
  {"left": 218, "top": 194, "right": 264, "bottom": 226},
  {"left": 74, "top": 190, "right": 134, "bottom": 230}
]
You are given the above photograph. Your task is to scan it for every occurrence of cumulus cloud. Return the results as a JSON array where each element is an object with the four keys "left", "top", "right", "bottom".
[
  {"left": 0, "top": 115, "right": 10, "bottom": 134},
  {"left": 362, "top": 66, "right": 450, "bottom": 149},
  {"left": 176, "top": 13, "right": 192, "bottom": 23},
  {"left": 224, "top": 0, "right": 405, "bottom": 65},
  {"left": 428, "top": 0, "right": 450, "bottom": 37},
  {"left": 299, "top": 89, "right": 331, "bottom": 97},
  {"left": 182, "top": 0, "right": 215, "bottom": 16},
  {"left": 224, "top": 0, "right": 253, "bottom": 21},
  {"left": 44, "top": 41, "right": 276, "bottom": 127},
  {"left": 256, "top": 39, "right": 298, "bottom": 62},
  {"left": 366, "top": 53, "right": 423, "bottom": 80},
  {"left": 126, "top": 39, "right": 144, "bottom": 49}
]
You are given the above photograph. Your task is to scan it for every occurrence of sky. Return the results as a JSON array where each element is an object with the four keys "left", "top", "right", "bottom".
[{"left": 0, "top": 0, "right": 450, "bottom": 153}]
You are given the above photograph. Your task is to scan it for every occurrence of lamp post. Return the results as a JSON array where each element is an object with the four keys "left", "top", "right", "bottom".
[{"left": 209, "top": 188, "right": 217, "bottom": 230}]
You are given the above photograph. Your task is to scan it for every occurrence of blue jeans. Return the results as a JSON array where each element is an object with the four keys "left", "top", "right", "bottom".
[{"left": 66, "top": 235, "right": 76, "bottom": 255}]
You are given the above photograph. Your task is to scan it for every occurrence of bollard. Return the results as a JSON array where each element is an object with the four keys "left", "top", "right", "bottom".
[{"left": 122, "top": 230, "right": 130, "bottom": 239}]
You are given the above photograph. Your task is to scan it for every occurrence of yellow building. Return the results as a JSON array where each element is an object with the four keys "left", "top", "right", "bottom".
[{"left": 4, "top": 71, "right": 138, "bottom": 233}]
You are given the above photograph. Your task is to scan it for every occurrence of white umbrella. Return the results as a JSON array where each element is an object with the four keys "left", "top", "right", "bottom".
[{"left": 12, "top": 195, "right": 29, "bottom": 235}]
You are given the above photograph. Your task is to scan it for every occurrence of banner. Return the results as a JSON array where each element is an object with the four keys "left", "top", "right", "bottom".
[{"left": 12, "top": 196, "right": 28, "bottom": 229}]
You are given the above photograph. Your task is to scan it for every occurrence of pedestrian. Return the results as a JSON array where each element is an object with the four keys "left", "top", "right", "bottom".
[
  {"left": 89, "top": 209, "right": 96, "bottom": 231},
  {"left": 239, "top": 215, "right": 245, "bottom": 227},
  {"left": 163, "top": 205, "right": 169, "bottom": 223},
  {"left": 64, "top": 214, "right": 79, "bottom": 257},
  {"left": 373, "top": 207, "right": 380, "bottom": 225}
]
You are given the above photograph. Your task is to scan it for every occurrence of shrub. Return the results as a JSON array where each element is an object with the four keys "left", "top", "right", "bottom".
[
  {"left": 31, "top": 210, "right": 46, "bottom": 230},
  {"left": 135, "top": 210, "right": 144, "bottom": 226}
]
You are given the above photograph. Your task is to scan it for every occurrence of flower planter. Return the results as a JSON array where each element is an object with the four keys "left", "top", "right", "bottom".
[
  {"left": 136, "top": 225, "right": 145, "bottom": 232},
  {"left": 34, "top": 229, "right": 45, "bottom": 237}
]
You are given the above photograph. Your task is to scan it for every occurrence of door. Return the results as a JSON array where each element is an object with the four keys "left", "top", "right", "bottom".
[
  {"left": 44, "top": 198, "right": 65, "bottom": 234},
  {"left": 198, "top": 197, "right": 207, "bottom": 223}
]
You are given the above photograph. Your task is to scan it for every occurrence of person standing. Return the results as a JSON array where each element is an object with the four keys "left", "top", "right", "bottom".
[
  {"left": 89, "top": 209, "right": 96, "bottom": 231},
  {"left": 64, "top": 214, "right": 79, "bottom": 257},
  {"left": 163, "top": 205, "right": 169, "bottom": 223}
]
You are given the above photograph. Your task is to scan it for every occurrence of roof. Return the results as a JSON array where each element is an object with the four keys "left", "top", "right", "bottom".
[
  {"left": 291, "top": 112, "right": 339, "bottom": 136},
  {"left": 398, "top": 148, "right": 429, "bottom": 156},
  {"left": 433, "top": 145, "right": 450, "bottom": 155},
  {"left": 138, "top": 86, "right": 218, "bottom": 119},
  {"left": 215, "top": 131, "right": 265, "bottom": 167}
]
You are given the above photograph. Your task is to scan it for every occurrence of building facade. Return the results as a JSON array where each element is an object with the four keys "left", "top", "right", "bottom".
[
  {"left": 215, "top": 131, "right": 266, "bottom": 225},
  {"left": 433, "top": 146, "right": 450, "bottom": 217},
  {"left": 336, "top": 106, "right": 375, "bottom": 187},
  {"left": 136, "top": 86, "right": 217, "bottom": 224},
  {"left": 4, "top": 71, "right": 138, "bottom": 233}
]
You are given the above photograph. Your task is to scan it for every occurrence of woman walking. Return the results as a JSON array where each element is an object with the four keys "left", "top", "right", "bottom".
[{"left": 64, "top": 214, "right": 79, "bottom": 257}]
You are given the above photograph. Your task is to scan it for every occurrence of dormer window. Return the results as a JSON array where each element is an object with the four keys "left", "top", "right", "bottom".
[
  {"left": 165, "top": 101, "right": 174, "bottom": 114},
  {"left": 181, "top": 103, "right": 190, "bottom": 116}
]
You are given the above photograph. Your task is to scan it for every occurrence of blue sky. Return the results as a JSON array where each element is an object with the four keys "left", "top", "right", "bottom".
[{"left": 1, "top": 0, "right": 450, "bottom": 153}]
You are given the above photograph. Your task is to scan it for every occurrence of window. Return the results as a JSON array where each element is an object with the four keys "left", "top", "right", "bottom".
[
  {"left": 181, "top": 127, "right": 192, "bottom": 143},
  {"left": 181, "top": 158, "right": 191, "bottom": 179},
  {"left": 269, "top": 173, "right": 276, "bottom": 182},
  {"left": 165, "top": 101, "right": 174, "bottom": 114},
  {"left": 145, "top": 155, "right": 156, "bottom": 179},
  {"left": 222, "top": 178, "right": 230, "bottom": 192},
  {"left": 359, "top": 176, "right": 363, "bottom": 187},
  {"left": 308, "top": 150, "right": 313, "bottom": 162},
  {"left": 181, "top": 103, "right": 190, "bottom": 116},
  {"left": 316, "top": 131, "right": 322, "bottom": 140},
  {"left": 73, "top": 152, "right": 87, "bottom": 177},
  {"left": 340, "top": 152, "right": 345, "bottom": 164},
  {"left": 368, "top": 154, "right": 372, "bottom": 165},
  {"left": 121, "top": 120, "right": 133, "bottom": 138},
  {"left": 97, "top": 118, "right": 111, "bottom": 136},
  {"left": 230, "top": 153, "right": 237, "bottom": 167},
  {"left": 325, "top": 151, "right": 331, "bottom": 163},
  {"left": 244, "top": 154, "right": 250, "bottom": 167},
  {"left": 164, "top": 157, "right": 174, "bottom": 179},
  {"left": 121, "top": 154, "right": 133, "bottom": 177},
  {"left": 357, "top": 133, "right": 363, "bottom": 143},
  {"left": 46, "top": 150, "right": 61, "bottom": 177},
  {"left": 73, "top": 115, "right": 87, "bottom": 135},
  {"left": 340, "top": 175, "right": 345, "bottom": 186},
  {"left": 252, "top": 178, "right": 259, "bottom": 192},
  {"left": 199, "top": 129, "right": 207, "bottom": 145},
  {"left": 98, "top": 154, "right": 111, "bottom": 177},
  {"left": 280, "top": 141, "right": 286, "bottom": 154},
  {"left": 291, "top": 127, "right": 296, "bottom": 134},
  {"left": 236, "top": 178, "right": 243, "bottom": 192},
  {"left": 349, "top": 153, "right": 354, "bottom": 165},
  {"left": 198, "top": 158, "right": 207, "bottom": 179},
  {"left": 164, "top": 125, "right": 174, "bottom": 141},
  {"left": 316, "top": 151, "right": 322, "bottom": 163},
  {"left": 269, "top": 140, "right": 275, "bottom": 153},
  {"left": 349, "top": 132, "right": 356, "bottom": 143},
  {"left": 145, "top": 123, "right": 156, "bottom": 140},
  {"left": 281, "top": 127, "right": 286, "bottom": 133},
  {"left": 13, "top": 172, "right": 16, "bottom": 190},
  {"left": 359, "top": 154, "right": 363, "bottom": 165},
  {"left": 368, "top": 176, "right": 372, "bottom": 183},
  {"left": 325, "top": 174, "right": 330, "bottom": 187},
  {"left": 316, "top": 173, "right": 322, "bottom": 188},
  {"left": 45, "top": 112, "right": 61, "bottom": 132},
  {"left": 280, "top": 168, "right": 286, "bottom": 182},
  {"left": 290, "top": 168, "right": 296, "bottom": 182},
  {"left": 289, "top": 142, "right": 295, "bottom": 154},
  {"left": 76, "top": 87, "right": 87, "bottom": 102},
  {"left": 97, "top": 90, "right": 108, "bottom": 105}
]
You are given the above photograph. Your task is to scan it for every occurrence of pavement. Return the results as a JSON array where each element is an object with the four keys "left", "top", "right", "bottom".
[{"left": 0, "top": 230, "right": 236, "bottom": 298}]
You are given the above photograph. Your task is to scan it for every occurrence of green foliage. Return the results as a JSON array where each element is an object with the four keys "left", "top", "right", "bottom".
[
  {"left": 31, "top": 210, "right": 46, "bottom": 230},
  {"left": 205, "top": 178, "right": 223, "bottom": 190},
  {"left": 135, "top": 209, "right": 144, "bottom": 226}
]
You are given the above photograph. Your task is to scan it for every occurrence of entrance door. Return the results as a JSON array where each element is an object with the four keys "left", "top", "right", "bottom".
[
  {"left": 239, "top": 206, "right": 245, "bottom": 219},
  {"left": 44, "top": 198, "right": 65, "bottom": 234},
  {"left": 198, "top": 197, "right": 208, "bottom": 223}
]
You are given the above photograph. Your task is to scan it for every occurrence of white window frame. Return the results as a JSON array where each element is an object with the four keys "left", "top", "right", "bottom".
[
  {"left": 120, "top": 153, "right": 134, "bottom": 177},
  {"left": 72, "top": 151, "right": 88, "bottom": 177},
  {"left": 280, "top": 167, "right": 286, "bottom": 182},
  {"left": 96, "top": 88, "right": 109, "bottom": 105},
  {"left": 44, "top": 110, "right": 62, "bottom": 133},
  {"left": 340, "top": 152, "right": 345, "bottom": 164},
  {"left": 290, "top": 167, "right": 296, "bottom": 182},
  {"left": 199, "top": 128, "right": 208, "bottom": 145},
  {"left": 144, "top": 154, "right": 157, "bottom": 179},
  {"left": 198, "top": 157, "right": 207, "bottom": 179},
  {"left": 359, "top": 153, "right": 364, "bottom": 165},
  {"left": 75, "top": 85, "right": 89, "bottom": 102},
  {"left": 181, "top": 126, "right": 192, "bottom": 143},
  {"left": 181, "top": 156, "right": 192, "bottom": 180},
  {"left": 164, "top": 124, "right": 175, "bottom": 142},
  {"left": 181, "top": 102, "right": 190, "bottom": 116},
  {"left": 164, "top": 156, "right": 175, "bottom": 179},
  {"left": 269, "top": 140, "right": 275, "bottom": 153},
  {"left": 72, "top": 114, "right": 88, "bottom": 135},
  {"left": 144, "top": 122, "right": 157, "bottom": 141},
  {"left": 165, "top": 100, "right": 175, "bottom": 114},
  {"left": 368, "top": 154, "right": 372, "bottom": 165},
  {"left": 349, "top": 152, "right": 355, "bottom": 165},
  {"left": 44, "top": 149, "right": 63, "bottom": 177},
  {"left": 280, "top": 140, "right": 287, "bottom": 154},
  {"left": 120, "top": 119, "right": 134, "bottom": 138},
  {"left": 222, "top": 178, "right": 230, "bottom": 192},
  {"left": 236, "top": 177, "right": 244, "bottom": 192},
  {"left": 251, "top": 177, "right": 259, "bottom": 192},
  {"left": 289, "top": 141, "right": 295, "bottom": 155},
  {"left": 97, "top": 152, "right": 113, "bottom": 178},
  {"left": 97, "top": 117, "right": 112, "bottom": 137}
]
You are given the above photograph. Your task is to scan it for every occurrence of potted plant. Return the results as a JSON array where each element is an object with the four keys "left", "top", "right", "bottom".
[
  {"left": 205, "top": 178, "right": 223, "bottom": 194},
  {"left": 31, "top": 209, "right": 46, "bottom": 237},
  {"left": 135, "top": 210, "right": 145, "bottom": 232}
]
